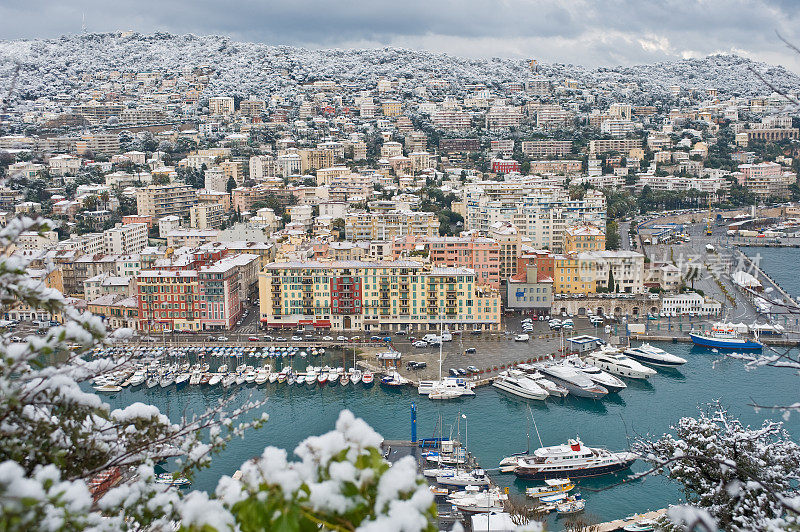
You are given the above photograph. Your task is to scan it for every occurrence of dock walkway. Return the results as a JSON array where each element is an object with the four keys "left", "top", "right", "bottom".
[{"left": 596, "top": 508, "right": 667, "bottom": 531}]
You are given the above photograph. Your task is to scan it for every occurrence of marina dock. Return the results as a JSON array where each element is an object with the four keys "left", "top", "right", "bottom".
[{"left": 595, "top": 508, "right": 667, "bottom": 531}]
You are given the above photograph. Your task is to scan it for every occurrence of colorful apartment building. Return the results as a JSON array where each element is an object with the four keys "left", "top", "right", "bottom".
[
  {"left": 564, "top": 224, "right": 606, "bottom": 253},
  {"left": 391, "top": 235, "right": 501, "bottom": 287},
  {"left": 258, "top": 260, "right": 501, "bottom": 332}
]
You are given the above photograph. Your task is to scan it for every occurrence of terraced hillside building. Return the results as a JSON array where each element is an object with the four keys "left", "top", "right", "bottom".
[{"left": 258, "top": 260, "right": 501, "bottom": 332}]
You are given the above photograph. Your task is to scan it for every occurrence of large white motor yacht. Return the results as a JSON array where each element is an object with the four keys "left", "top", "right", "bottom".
[{"left": 492, "top": 370, "right": 549, "bottom": 400}]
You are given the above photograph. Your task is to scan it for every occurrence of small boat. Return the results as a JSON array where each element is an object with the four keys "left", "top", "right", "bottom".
[
  {"left": 340, "top": 373, "right": 350, "bottom": 386},
  {"left": 244, "top": 370, "right": 257, "bottom": 384},
  {"left": 556, "top": 495, "right": 585, "bottom": 515},
  {"left": 306, "top": 369, "right": 318, "bottom": 386},
  {"left": 146, "top": 376, "right": 159, "bottom": 388},
  {"left": 268, "top": 372, "right": 278, "bottom": 384},
  {"left": 155, "top": 473, "right": 191, "bottom": 487},
  {"left": 447, "top": 486, "right": 507, "bottom": 513},
  {"left": 623, "top": 519, "right": 657, "bottom": 532},
  {"left": 93, "top": 384, "right": 122, "bottom": 393},
  {"left": 429, "top": 389, "right": 462, "bottom": 400},
  {"left": 296, "top": 374, "right": 306, "bottom": 385},
  {"left": 351, "top": 369, "right": 362, "bottom": 384},
  {"left": 175, "top": 373, "right": 190, "bottom": 389},
  {"left": 625, "top": 343, "right": 687, "bottom": 367},
  {"left": 222, "top": 374, "right": 236, "bottom": 388},
  {"left": 436, "top": 469, "right": 490, "bottom": 487},
  {"left": 525, "top": 478, "right": 575, "bottom": 498},
  {"left": 429, "top": 486, "right": 449, "bottom": 497},
  {"left": 328, "top": 369, "right": 340, "bottom": 384},
  {"left": 255, "top": 368, "right": 269, "bottom": 385},
  {"left": 380, "top": 371, "right": 409, "bottom": 387},
  {"left": 423, "top": 467, "right": 456, "bottom": 478},
  {"left": 235, "top": 373, "right": 247, "bottom": 385},
  {"left": 189, "top": 371, "right": 202, "bottom": 386},
  {"left": 159, "top": 373, "right": 175, "bottom": 388},
  {"left": 318, "top": 371, "right": 329, "bottom": 385},
  {"left": 287, "top": 374, "right": 296, "bottom": 385},
  {"left": 361, "top": 371, "right": 374, "bottom": 386},
  {"left": 208, "top": 373, "right": 222, "bottom": 386},
  {"left": 129, "top": 370, "right": 146, "bottom": 387}
]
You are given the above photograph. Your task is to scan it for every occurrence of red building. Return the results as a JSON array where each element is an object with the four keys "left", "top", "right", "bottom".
[{"left": 491, "top": 159, "right": 521, "bottom": 174}]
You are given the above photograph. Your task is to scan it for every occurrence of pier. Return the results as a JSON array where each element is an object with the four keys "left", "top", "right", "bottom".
[{"left": 595, "top": 508, "right": 667, "bottom": 531}]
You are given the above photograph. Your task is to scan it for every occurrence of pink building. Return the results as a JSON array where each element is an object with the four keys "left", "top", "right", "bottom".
[
  {"left": 737, "top": 162, "right": 781, "bottom": 185},
  {"left": 491, "top": 159, "right": 521, "bottom": 174},
  {"left": 391, "top": 235, "right": 501, "bottom": 287}
]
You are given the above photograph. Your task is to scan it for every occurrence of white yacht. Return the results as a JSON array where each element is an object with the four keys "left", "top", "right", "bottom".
[
  {"left": 492, "top": 370, "right": 548, "bottom": 400},
  {"left": 418, "top": 377, "right": 475, "bottom": 396},
  {"left": 128, "top": 370, "right": 146, "bottom": 387},
  {"left": 517, "top": 367, "right": 569, "bottom": 397},
  {"left": 585, "top": 347, "right": 657, "bottom": 379},
  {"left": 447, "top": 486, "right": 507, "bottom": 513},
  {"left": 436, "top": 469, "right": 491, "bottom": 487},
  {"left": 565, "top": 357, "right": 627, "bottom": 393},
  {"left": 536, "top": 364, "right": 608, "bottom": 399},
  {"left": 513, "top": 438, "right": 637, "bottom": 480},
  {"left": 624, "top": 343, "right": 687, "bottom": 367}
]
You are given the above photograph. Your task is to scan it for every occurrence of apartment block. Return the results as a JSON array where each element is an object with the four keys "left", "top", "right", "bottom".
[
  {"left": 391, "top": 235, "right": 501, "bottom": 287},
  {"left": 103, "top": 223, "right": 148, "bottom": 255},
  {"left": 344, "top": 211, "right": 439, "bottom": 241},
  {"left": 521, "top": 140, "right": 572, "bottom": 158},
  {"left": 135, "top": 183, "right": 197, "bottom": 219},
  {"left": 209, "top": 96, "right": 235, "bottom": 116},
  {"left": 258, "top": 260, "right": 501, "bottom": 332},
  {"left": 190, "top": 203, "right": 225, "bottom": 229}
]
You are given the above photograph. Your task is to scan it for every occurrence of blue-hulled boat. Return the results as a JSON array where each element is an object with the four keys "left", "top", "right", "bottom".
[{"left": 689, "top": 326, "right": 762, "bottom": 350}]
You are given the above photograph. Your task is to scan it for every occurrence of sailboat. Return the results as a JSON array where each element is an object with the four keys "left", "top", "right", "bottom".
[{"left": 424, "top": 315, "right": 473, "bottom": 400}]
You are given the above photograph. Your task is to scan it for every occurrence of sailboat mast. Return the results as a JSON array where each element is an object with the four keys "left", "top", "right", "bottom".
[{"left": 532, "top": 417, "right": 544, "bottom": 448}]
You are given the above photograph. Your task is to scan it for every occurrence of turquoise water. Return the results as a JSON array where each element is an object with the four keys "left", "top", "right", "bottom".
[
  {"left": 91, "top": 247, "right": 800, "bottom": 526},
  {"left": 98, "top": 340, "right": 800, "bottom": 525}
]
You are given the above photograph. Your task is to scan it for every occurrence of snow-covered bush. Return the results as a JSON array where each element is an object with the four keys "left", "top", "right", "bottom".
[
  {"left": 0, "top": 217, "right": 437, "bottom": 531},
  {"left": 634, "top": 404, "right": 800, "bottom": 531}
]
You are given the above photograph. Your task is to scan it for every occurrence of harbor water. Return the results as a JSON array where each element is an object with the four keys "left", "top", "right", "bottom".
[
  {"left": 97, "top": 339, "right": 800, "bottom": 525},
  {"left": 93, "top": 247, "right": 800, "bottom": 526}
]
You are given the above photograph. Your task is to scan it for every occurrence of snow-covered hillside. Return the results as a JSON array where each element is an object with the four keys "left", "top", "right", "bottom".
[{"left": 0, "top": 32, "right": 798, "bottom": 103}]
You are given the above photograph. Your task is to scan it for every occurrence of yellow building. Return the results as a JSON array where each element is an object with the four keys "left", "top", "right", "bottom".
[
  {"left": 382, "top": 100, "right": 401, "bottom": 117},
  {"left": 258, "top": 260, "right": 501, "bottom": 332},
  {"left": 553, "top": 255, "right": 596, "bottom": 295},
  {"left": 564, "top": 224, "right": 606, "bottom": 254}
]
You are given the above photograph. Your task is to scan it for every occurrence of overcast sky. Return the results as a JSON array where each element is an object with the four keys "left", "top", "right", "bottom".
[{"left": 3, "top": 0, "right": 800, "bottom": 71}]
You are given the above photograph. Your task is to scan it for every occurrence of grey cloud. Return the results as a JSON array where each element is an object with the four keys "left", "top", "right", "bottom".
[{"left": 1, "top": 0, "right": 800, "bottom": 71}]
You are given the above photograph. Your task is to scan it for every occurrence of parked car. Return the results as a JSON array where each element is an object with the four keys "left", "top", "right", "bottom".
[
  {"left": 413, "top": 340, "right": 428, "bottom": 348},
  {"left": 466, "top": 365, "right": 479, "bottom": 373},
  {"left": 337, "top": 336, "right": 347, "bottom": 341},
  {"left": 449, "top": 368, "right": 459, "bottom": 376},
  {"left": 263, "top": 335, "right": 274, "bottom": 341},
  {"left": 217, "top": 336, "right": 229, "bottom": 342},
  {"left": 291, "top": 336, "right": 302, "bottom": 341},
  {"left": 248, "top": 336, "right": 259, "bottom": 342},
  {"left": 322, "top": 336, "right": 334, "bottom": 341},
  {"left": 275, "top": 337, "right": 287, "bottom": 342},
  {"left": 464, "top": 347, "right": 477, "bottom": 354}
]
